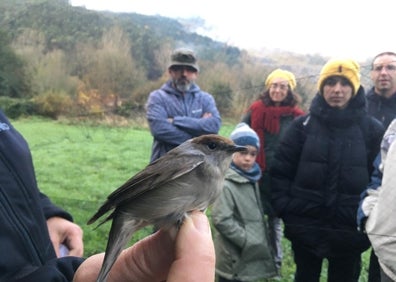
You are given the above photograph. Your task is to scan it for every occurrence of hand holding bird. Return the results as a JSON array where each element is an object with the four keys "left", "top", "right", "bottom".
[{"left": 88, "top": 134, "right": 246, "bottom": 281}]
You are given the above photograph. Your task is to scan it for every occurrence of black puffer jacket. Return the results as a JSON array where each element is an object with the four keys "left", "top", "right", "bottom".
[
  {"left": 270, "top": 87, "right": 384, "bottom": 257},
  {"left": 0, "top": 110, "right": 84, "bottom": 281}
]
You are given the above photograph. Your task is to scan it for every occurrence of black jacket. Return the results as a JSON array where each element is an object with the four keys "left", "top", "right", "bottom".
[
  {"left": 366, "top": 86, "right": 396, "bottom": 129},
  {"left": 270, "top": 87, "right": 384, "bottom": 257},
  {"left": 0, "top": 110, "right": 83, "bottom": 281}
]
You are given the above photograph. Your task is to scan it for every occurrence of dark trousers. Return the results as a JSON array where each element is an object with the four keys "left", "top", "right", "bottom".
[
  {"left": 292, "top": 243, "right": 361, "bottom": 282},
  {"left": 368, "top": 249, "right": 381, "bottom": 282}
]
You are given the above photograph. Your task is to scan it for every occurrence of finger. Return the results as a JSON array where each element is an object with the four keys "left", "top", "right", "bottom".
[
  {"left": 68, "top": 242, "right": 84, "bottom": 257},
  {"left": 73, "top": 230, "right": 174, "bottom": 282},
  {"left": 73, "top": 253, "right": 104, "bottom": 281},
  {"left": 65, "top": 226, "right": 84, "bottom": 257},
  {"left": 109, "top": 230, "right": 175, "bottom": 281},
  {"left": 74, "top": 229, "right": 175, "bottom": 282},
  {"left": 167, "top": 211, "right": 215, "bottom": 282}
]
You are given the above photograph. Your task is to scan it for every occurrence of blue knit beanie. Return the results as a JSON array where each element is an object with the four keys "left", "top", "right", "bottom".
[{"left": 230, "top": 123, "right": 260, "bottom": 149}]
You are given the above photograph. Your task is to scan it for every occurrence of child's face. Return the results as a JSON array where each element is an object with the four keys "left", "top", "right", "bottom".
[{"left": 232, "top": 145, "right": 258, "bottom": 171}]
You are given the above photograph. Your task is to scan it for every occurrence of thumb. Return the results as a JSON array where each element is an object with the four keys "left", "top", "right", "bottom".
[{"left": 167, "top": 211, "right": 215, "bottom": 282}]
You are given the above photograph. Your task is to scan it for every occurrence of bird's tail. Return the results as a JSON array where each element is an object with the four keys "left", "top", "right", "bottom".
[{"left": 96, "top": 215, "right": 145, "bottom": 282}]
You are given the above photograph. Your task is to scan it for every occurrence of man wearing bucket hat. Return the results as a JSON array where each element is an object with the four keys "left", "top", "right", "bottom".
[
  {"left": 270, "top": 59, "right": 384, "bottom": 281},
  {"left": 146, "top": 48, "right": 221, "bottom": 163}
]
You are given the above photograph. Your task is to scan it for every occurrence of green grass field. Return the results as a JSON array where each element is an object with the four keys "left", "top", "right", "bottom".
[{"left": 12, "top": 117, "right": 370, "bottom": 281}]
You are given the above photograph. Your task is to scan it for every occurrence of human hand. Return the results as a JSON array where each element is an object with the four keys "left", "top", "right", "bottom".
[
  {"left": 47, "top": 216, "right": 84, "bottom": 257},
  {"left": 73, "top": 211, "right": 215, "bottom": 282},
  {"left": 202, "top": 112, "right": 212, "bottom": 118}
]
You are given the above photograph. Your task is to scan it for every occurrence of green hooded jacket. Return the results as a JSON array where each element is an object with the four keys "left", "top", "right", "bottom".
[{"left": 212, "top": 168, "right": 278, "bottom": 281}]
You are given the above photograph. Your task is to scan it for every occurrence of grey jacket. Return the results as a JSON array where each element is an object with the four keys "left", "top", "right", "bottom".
[{"left": 212, "top": 168, "right": 278, "bottom": 281}]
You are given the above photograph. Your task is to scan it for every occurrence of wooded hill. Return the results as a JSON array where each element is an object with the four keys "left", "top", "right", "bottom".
[{"left": 0, "top": 0, "right": 370, "bottom": 120}]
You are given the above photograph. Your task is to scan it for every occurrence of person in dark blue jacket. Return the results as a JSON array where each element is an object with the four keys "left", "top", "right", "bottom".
[
  {"left": 270, "top": 59, "right": 384, "bottom": 282},
  {"left": 1, "top": 109, "right": 216, "bottom": 281},
  {"left": 366, "top": 51, "right": 396, "bottom": 129},
  {"left": 0, "top": 110, "right": 84, "bottom": 281},
  {"left": 146, "top": 47, "right": 221, "bottom": 163}
]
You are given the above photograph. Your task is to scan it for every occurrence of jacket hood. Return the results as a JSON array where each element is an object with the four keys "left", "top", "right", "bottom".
[{"left": 225, "top": 168, "right": 250, "bottom": 184}]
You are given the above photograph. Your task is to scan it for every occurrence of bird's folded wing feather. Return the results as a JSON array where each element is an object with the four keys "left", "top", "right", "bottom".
[
  {"left": 108, "top": 151, "right": 204, "bottom": 205},
  {"left": 87, "top": 148, "right": 205, "bottom": 225}
]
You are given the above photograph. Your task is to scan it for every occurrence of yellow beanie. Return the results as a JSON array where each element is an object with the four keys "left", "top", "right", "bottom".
[
  {"left": 265, "top": 68, "right": 297, "bottom": 90},
  {"left": 318, "top": 59, "right": 360, "bottom": 95}
]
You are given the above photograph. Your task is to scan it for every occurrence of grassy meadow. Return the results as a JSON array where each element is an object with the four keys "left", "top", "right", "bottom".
[{"left": 13, "top": 117, "right": 370, "bottom": 281}]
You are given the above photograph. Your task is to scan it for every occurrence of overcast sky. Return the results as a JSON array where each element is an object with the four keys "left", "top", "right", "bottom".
[{"left": 70, "top": 0, "right": 395, "bottom": 61}]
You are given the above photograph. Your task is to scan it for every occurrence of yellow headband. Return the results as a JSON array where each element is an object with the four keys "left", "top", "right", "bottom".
[{"left": 265, "top": 68, "right": 297, "bottom": 90}]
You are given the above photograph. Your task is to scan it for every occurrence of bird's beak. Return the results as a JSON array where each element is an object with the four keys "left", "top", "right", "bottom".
[{"left": 227, "top": 145, "right": 248, "bottom": 153}]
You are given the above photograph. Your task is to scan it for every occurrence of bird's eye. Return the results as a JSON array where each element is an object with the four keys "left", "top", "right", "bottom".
[{"left": 206, "top": 142, "right": 218, "bottom": 150}]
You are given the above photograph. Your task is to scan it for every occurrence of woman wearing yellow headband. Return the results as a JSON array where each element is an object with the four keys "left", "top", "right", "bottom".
[{"left": 242, "top": 68, "right": 305, "bottom": 272}]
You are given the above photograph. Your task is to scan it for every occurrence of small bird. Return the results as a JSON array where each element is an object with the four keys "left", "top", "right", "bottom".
[{"left": 87, "top": 134, "right": 246, "bottom": 282}]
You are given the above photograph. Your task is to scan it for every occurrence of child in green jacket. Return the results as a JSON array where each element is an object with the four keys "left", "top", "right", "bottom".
[{"left": 212, "top": 122, "right": 278, "bottom": 282}]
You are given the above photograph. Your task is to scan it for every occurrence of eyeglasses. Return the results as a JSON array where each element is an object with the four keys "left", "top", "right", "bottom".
[
  {"left": 270, "top": 83, "right": 289, "bottom": 91},
  {"left": 372, "top": 64, "right": 396, "bottom": 72},
  {"left": 170, "top": 65, "right": 197, "bottom": 73}
]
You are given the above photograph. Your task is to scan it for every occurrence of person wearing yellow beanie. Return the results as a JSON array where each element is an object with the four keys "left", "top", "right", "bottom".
[
  {"left": 265, "top": 68, "right": 297, "bottom": 91},
  {"left": 314, "top": 58, "right": 363, "bottom": 110},
  {"left": 269, "top": 58, "right": 385, "bottom": 281},
  {"left": 241, "top": 68, "right": 305, "bottom": 273},
  {"left": 317, "top": 59, "right": 361, "bottom": 96}
]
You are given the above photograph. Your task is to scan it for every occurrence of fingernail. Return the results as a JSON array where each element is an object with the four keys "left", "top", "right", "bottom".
[{"left": 191, "top": 211, "right": 210, "bottom": 234}]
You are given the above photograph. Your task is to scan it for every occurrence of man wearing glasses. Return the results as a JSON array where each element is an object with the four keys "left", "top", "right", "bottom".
[
  {"left": 146, "top": 48, "right": 221, "bottom": 163},
  {"left": 367, "top": 52, "right": 396, "bottom": 129},
  {"left": 363, "top": 51, "right": 396, "bottom": 282}
]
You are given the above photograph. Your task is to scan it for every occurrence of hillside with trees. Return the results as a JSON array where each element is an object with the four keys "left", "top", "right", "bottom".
[{"left": 0, "top": 0, "right": 346, "bottom": 120}]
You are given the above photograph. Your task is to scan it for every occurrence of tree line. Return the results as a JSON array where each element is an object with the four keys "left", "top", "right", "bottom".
[{"left": 0, "top": 0, "right": 349, "bottom": 120}]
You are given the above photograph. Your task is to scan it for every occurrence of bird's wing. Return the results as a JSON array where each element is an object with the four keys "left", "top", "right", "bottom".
[
  {"left": 87, "top": 150, "right": 204, "bottom": 224},
  {"left": 110, "top": 150, "right": 204, "bottom": 201}
]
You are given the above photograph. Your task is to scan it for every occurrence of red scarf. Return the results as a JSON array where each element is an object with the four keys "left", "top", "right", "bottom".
[{"left": 249, "top": 100, "right": 305, "bottom": 171}]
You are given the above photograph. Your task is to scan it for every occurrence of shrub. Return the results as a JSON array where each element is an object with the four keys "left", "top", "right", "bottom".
[
  {"left": 0, "top": 96, "right": 36, "bottom": 118},
  {"left": 33, "top": 90, "right": 73, "bottom": 119}
]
